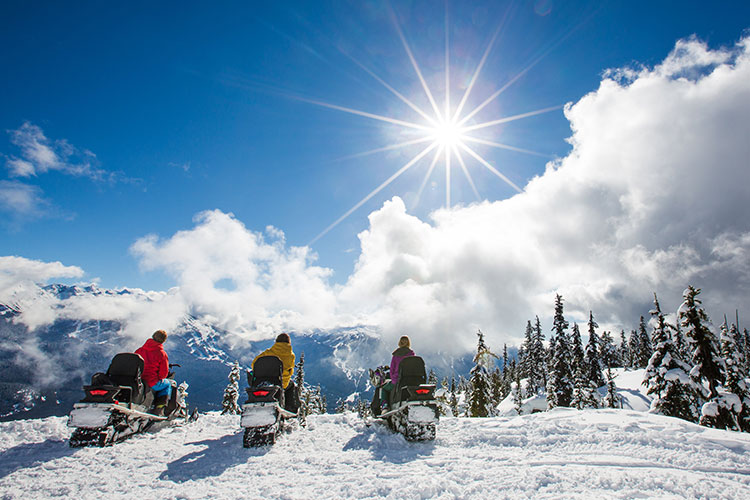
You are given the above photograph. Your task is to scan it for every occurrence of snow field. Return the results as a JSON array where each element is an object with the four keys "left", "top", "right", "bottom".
[{"left": 1, "top": 409, "right": 750, "bottom": 499}]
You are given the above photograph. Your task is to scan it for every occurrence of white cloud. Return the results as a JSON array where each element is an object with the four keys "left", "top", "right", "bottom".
[
  {"left": 0, "top": 256, "right": 83, "bottom": 297},
  {"left": 5, "top": 122, "right": 105, "bottom": 180},
  {"left": 0, "top": 180, "right": 49, "bottom": 219},
  {"left": 130, "top": 210, "right": 339, "bottom": 340},
  {"left": 337, "top": 34, "right": 750, "bottom": 349}
]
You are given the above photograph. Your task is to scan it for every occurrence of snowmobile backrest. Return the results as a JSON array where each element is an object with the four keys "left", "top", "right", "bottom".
[
  {"left": 398, "top": 356, "right": 426, "bottom": 387},
  {"left": 106, "top": 353, "right": 145, "bottom": 403},
  {"left": 251, "top": 355, "right": 283, "bottom": 387}
]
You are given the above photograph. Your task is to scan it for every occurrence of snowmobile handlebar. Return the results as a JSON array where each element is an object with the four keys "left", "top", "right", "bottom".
[{"left": 169, "top": 363, "right": 181, "bottom": 368}]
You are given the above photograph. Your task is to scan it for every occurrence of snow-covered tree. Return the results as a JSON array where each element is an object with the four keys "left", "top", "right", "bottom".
[
  {"left": 570, "top": 323, "right": 585, "bottom": 379},
  {"left": 627, "top": 330, "right": 639, "bottom": 369},
  {"left": 449, "top": 377, "right": 459, "bottom": 417},
  {"left": 718, "top": 320, "right": 749, "bottom": 431},
  {"left": 294, "top": 353, "right": 308, "bottom": 424},
  {"left": 468, "top": 330, "right": 497, "bottom": 417},
  {"left": 637, "top": 316, "right": 652, "bottom": 369},
  {"left": 221, "top": 361, "right": 242, "bottom": 415},
  {"left": 427, "top": 369, "right": 438, "bottom": 385},
  {"left": 619, "top": 330, "right": 629, "bottom": 369},
  {"left": 585, "top": 312, "right": 604, "bottom": 388},
  {"left": 547, "top": 294, "right": 573, "bottom": 408},
  {"left": 604, "top": 366, "right": 622, "bottom": 409},
  {"left": 490, "top": 367, "right": 504, "bottom": 406},
  {"left": 530, "top": 316, "right": 547, "bottom": 393},
  {"left": 645, "top": 293, "right": 699, "bottom": 422},
  {"left": 520, "top": 321, "right": 534, "bottom": 381},
  {"left": 679, "top": 287, "right": 732, "bottom": 429},
  {"left": 600, "top": 330, "right": 618, "bottom": 368},
  {"left": 512, "top": 369, "right": 524, "bottom": 415}
]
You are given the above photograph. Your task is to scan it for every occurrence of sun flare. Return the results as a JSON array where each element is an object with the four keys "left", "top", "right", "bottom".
[{"left": 307, "top": 3, "right": 561, "bottom": 244}]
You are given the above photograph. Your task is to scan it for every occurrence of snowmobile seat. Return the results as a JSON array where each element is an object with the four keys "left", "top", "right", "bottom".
[
  {"left": 105, "top": 353, "right": 146, "bottom": 404},
  {"left": 250, "top": 355, "right": 283, "bottom": 388},
  {"left": 392, "top": 356, "right": 427, "bottom": 405}
]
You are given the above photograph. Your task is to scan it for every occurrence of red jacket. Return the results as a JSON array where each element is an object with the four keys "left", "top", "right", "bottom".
[{"left": 135, "top": 339, "right": 169, "bottom": 387}]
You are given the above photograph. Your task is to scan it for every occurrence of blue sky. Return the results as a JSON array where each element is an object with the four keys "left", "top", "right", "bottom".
[{"left": 1, "top": 0, "right": 749, "bottom": 293}]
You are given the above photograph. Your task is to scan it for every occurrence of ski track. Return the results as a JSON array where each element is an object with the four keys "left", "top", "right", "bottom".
[{"left": 1, "top": 409, "right": 750, "bottom": 499}]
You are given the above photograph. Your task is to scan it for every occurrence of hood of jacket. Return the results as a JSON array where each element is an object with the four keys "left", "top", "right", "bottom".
[
  {"left": 392, "top": 346, "right": 414, "bottom": 356},
  {"left": 140, "top": 338, "right": 165, "bottom": 353}
]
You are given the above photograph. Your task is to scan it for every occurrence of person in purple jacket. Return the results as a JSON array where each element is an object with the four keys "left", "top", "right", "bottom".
[{"left": 372, "top": 335, "right": 415, "bottom": 416}]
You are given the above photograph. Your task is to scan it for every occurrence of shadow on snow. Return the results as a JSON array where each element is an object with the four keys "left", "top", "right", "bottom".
[
  {"left": 159, "top": 431, "right": 269, "bottom": 483},
  {"left": 343, "top": 423, "right": 435, "bottom": 464},
  {"left": 0, "top": 439, "right": 76, "bottom": 479}
]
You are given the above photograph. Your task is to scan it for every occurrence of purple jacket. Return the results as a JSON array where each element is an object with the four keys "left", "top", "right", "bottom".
[{"left": 390, "top": 347, "right": 415, "bottom": 384}]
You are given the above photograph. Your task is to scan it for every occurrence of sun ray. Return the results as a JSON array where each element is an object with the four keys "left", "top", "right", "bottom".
[
  {"left": 412, "top": 145, "right": 444, "bottom": 210},
  {"left": 388, "top": 6, "right": 443, "bottom": 120},
  {"left": 333, "top": 137, "right": 434, "bottom": 162},
  {"left": 444, "top": 0, "right": 450, "bottom": 121},
  {"left": 310, "top": 142, "right": 438, "bottom": 244},
  {"left": 292, "top": 96, "right": 432, "bottom": 131},
  {"left": 459, "top": 142, "right": 523, "bottom": 193},
  {"left": 452, "top": 8, "right": 512, "bottom": 121},
  {"left": 462, "top": 104, "right": 563, "bottom": 133},
  {"left": 445, "top": 145, "right": 451, "bottom": 208},
  {"left": 453, "top": 145, "right": 481, "bottom": 201},
  {"left": 462, "top": 136, "right": 554, "bottom": 158},
  {"left": 342, "top": 53, "right": 438, "bottom": 127}
]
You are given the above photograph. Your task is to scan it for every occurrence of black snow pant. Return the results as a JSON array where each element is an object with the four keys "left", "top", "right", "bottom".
[{"left": 284, "top": 380, "right": 300, "bottom": 414}]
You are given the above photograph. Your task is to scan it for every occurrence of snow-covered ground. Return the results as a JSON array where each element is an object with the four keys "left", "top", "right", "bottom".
[{"left": 2, "top": 408, "right": 750, "bottom": 499}]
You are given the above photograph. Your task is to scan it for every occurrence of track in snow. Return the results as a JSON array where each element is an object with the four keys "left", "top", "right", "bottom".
[{"left": 1, "top": 409, "right": 750, "bottom": 499}]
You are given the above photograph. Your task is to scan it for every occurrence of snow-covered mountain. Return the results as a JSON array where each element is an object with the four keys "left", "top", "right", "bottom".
[
  {"left": 0, "top": 283, "right": 474, "bottom": 420},
  {"left": 2, "top": 409, "right": 749, "bottom": 499}
]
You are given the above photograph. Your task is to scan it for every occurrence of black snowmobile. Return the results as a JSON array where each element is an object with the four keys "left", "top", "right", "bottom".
[
  {"left": 370, "top": 356, "right": 439, "bottom": 441},
  {"left": 240, "top": 355, "right": 297, "bottom": 447},
  {"left": 68, "top": 353, "right": 196, "bottom": 447}
]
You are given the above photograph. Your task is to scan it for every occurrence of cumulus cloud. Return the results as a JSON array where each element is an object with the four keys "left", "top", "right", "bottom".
[
  {"left": 3, "top": 34, "right": 750, "bottom": 358},
  {"left": 130, "top": 210, "right": 340, "bottom": 340},
  {"left": 339, "top": 34, "right": 750, "bottom": 350}
]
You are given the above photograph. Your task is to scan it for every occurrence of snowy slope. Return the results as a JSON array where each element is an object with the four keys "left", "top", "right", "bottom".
[{"left": 2, "top": 409, "right": 750, "bottom": 499}]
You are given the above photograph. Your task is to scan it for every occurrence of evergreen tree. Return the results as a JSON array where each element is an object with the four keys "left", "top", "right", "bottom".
[
  {"left": 547, "top": 294, "right": 573, "bottom": 408},
  {"left": 490, "top": 368, "right": 504, "bottom": 407},
  {"left": 673, "top": 321, "right": 688, "bottom": 362},
  {"left": 604, "top": 366, "right": 622, "bottom": 409},
  {"left": 428, "top": 369, "right": 438, "bottom": 385},
  {"left": 530, "top": 316, "right": 547, "bottom": 392},
  {"left": 679, "top": 286, "right": 732, "bottom": 429},
  {"left": 570, "top": 323, "right": 585, "bottom": 379},
  {"left": 644, "top": 293, "right": 699, "bottom": 422},
  {"left": 468, "top": 330, "right": 496, "bottom": 417},
  {"left": 600, "top": 330, "right": 618, "bottom": 369},
  {"left": 619, "top": 330, "right": 628, "bottom": 369},
  {"left": 512, "top": 369, "right": 524, "bottom": 415},
  {"left": 520, "top": 321, "right": 534, "bottom": 380},
  {"left": 449, "top": 377, "right": 459, "bottom": 417},
  {"left": 744, "top": 328, "right": 750, "bottom": 375},
  {"left": 637, "top": 316, "right": 652, "bottom": 368},
  {"left": 718, "top": 320, "right": 749, "bottom": 431},
  {"left": 294, "top": 353, "right": 309, "bottom": 425},
  {"left": 628, "top": 330, "right": 640, "bottom": 368},
  {"left": 221, "top": 361, "right": 242, "bottom": 415},
  {"left": 585, "top": 312, "right": 605, "bottom": 388}
]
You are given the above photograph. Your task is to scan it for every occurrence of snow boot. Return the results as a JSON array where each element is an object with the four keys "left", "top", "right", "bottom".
[{"left": 152, "top": 394, "right": 168, "bottom": 416}]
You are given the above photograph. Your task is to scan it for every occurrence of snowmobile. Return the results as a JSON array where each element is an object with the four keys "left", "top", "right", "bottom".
[
  {"left": 240, "top": 355, "right": 297, "bottom": 447},
  {"left": 68, "top": 352, "right": 196, "bottom": 447},
  {"left": 369, "top": 356, "right": 439, "bottom": 441}
]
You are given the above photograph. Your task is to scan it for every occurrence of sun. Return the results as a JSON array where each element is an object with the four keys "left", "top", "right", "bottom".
[
  {"left": 430, "top": 118, "right": 465, "bottom": 149},
  {"left": 304, "top": 3, "right": 561, "bottom": 244}
]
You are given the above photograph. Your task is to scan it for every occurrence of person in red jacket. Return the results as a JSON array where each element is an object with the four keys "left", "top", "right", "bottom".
[{"left": 135, "top": 330, "right": 171, "bottom": 416}]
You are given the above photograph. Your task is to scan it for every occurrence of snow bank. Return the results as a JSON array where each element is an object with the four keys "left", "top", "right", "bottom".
[{"left": 2, "top": 407, "right": 750, "bottom": 499}]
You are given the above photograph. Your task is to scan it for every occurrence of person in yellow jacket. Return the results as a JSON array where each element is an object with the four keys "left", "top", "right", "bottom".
[{"left": 252, "top": 333, "right": 299, "bottom": 413}]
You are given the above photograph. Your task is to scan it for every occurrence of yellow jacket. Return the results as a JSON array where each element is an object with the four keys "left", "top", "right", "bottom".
[{"left": 252, "top": 341, "right": 295, "bottom": 389}]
